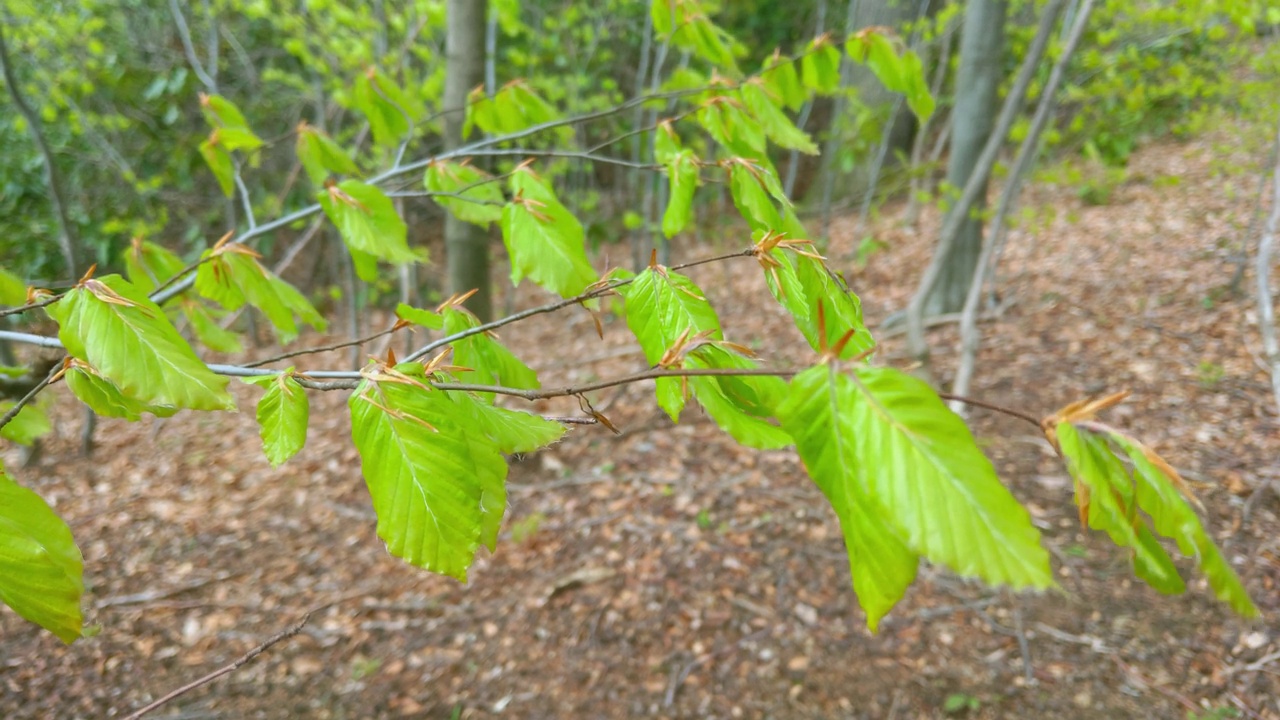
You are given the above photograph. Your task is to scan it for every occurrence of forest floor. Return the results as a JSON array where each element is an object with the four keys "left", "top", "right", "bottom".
[{"left": 4, "top": 134, "right": 1280, "bottom": 720}]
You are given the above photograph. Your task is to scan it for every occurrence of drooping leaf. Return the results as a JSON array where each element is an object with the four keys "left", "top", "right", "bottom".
[
  {"left": 195, "top": 244, "right": 326, "bottom": 344},
  {"left": 847, "top": 366, "right": 1054, "bottom": 589},
  {"left": 728, "top": 158, "right": 786, "bottom": 231},
  {"left": 63, "top": 363, "right": 177, "bottom": 421},
  {"left": 318, "top": 180, "right": 418, "bottom": 265},
  {"left": 618, "top": 265, "right": 722, "bottom": 421},
  {"left": 425, "top": 161, "right": 505, "bottom": 227},
  {"left": 698, "top": 96, "right": 767, "bottom": 158},
  {"left": 441, "top": 308, "right": 539, "bottom": 401},
  {"left": 778, "top": 365, "right": 918, "bottom": 631},
  {"left": 122, "top": 239, "right": 186, "bottom": 296},
  {"left": 349, "top": 363, "right": 507, "bottom": 579},
  {"left": 180, "top": 300, "right": 244, "bottom": 353},
  {"left": 663, "top": 150, "right": 700, "bottom": 238},
  {"left": 296, "top": 121, "right": 360, "bottom": 185},
  {"left": 0, "top": 466, "right": 83, "bottom": 644},
  {"left": 500, "top": 167, "right": 597, "bottom": 298},
  {"left": 0, "top": 401, "right": 51, "bottom": 446},
  {"left": 847, "top": 31, "right": 934, "bottom": 122},
  {"left": 654, "top": 121, "right": 683, "bottom": 164},
  {"left": 200, "top": 93, "right": 253, "bottom": 132},
  {"left": 740, "top": 81, "right": 818, "bottom": 154},
  {"left": 352, "top": 66, "right": 413, "bottom": 147},
  {"left": 1053, "top": 423, "right": 1183, "bottom": 591},
  {"left": 199, "top": 135, "right": 235, "bottom": 197},
  {"left": 46, "top": 275, "right": 235, "bottom": 411},
  {"left": 801, "top": 38, "right": 842, "bottom": 95},
  {"left": 396, "top": 302, "right": 443, "bottom": 331},
  {"left": 685, "top": 346, "right": 790, "bottom": 449},
  {"left": 244, "top": 372, "right": 309, "bottom": 467},
  {"left": 759, "top": 241, "right": 875, "bottom": 361},
  {"left": 761, "top": 51, "right": 806, "bottom": 111}
]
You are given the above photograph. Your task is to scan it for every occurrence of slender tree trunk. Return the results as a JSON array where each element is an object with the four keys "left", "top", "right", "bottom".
[
  {"left": 444, "top": 0, "right": 492, "bottom": 320},
  {"left": 951, "top": 0, "right": 1093, "bottom": 410},
  {"left": 0, "top": 24, "right": 81, "bottom": 280},
  {"left": 924, "top": 0, "right": 1007, "bottom": 317}
]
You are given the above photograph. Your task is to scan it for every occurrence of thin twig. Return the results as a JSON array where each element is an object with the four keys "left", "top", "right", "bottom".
[
  {"left": 242, "top": 323, "right": 405, "bottom": 368},
  {"left": 121, "top": 612, "right": 311, "bottom": 720},
  {"left": 0, "top": 294, "right": 60, "bottom": 319},
  {"left": 935, "top": 391, "right": 1042, "bottom": 427},
  {"left": 0, "top": 358, "right": 61, "bottom": 433}
]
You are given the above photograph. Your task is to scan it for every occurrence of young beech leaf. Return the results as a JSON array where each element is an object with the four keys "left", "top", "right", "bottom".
[
  {"left": 348, "top": 364, "right": 507, "bottom": 579},
  {"left": 684, "top": 346, "right": 790, "bottom": 449},
  {"left": 200, "top": 93, "right": 252, "bottom": 132},
  {"left": 662, "top": 150, "right": 700, "bottom": 238},
  {"left": 0, "top": 466, "right": 84, "bottom": 644},
  {"left": 0, "top": 266, "right": 25, "bottom": 305},
  {"left": 199, "top": 135, "right": 235, "bottom": 197},
  {"left": 759, "top": 241, "right": 875, "bottom": 361},
  {"left": 296, "top": 122, "right": 359, "bottom": 185},
  {"left": 762, "top": 53, "right": 807, "bottom": 111},
  {"left": 244, "top": 372, "right": 309, "bottom": 467},
  {"left": 501, "top": 167, "right": 597, "bottom": 298},
  {"left": 740, "top": 81, "right": 818, "bottom": 154},
  {"left": 318, "top": 180, "right": 417, "bottom": 266},
  {"left": 441, "top": 308, "right": 539, "bottom": 402},
  {"left": 181, "top": 300, "right": 244, "bottom": 353},
  {"left": 801, "top": 39, "right": 842, "bottom": 95},
  {"left": 778, "top": 365, "right": 918, "bottom": 631},
  {"left": 196, "top": 246, "right": 326, "bottom": 344},
  {"left": 46, "top": 274, "right": 235, "bottom": 411},
  {"left": 618, "top": 266, "right": 722, "bottom": 421},
  {"left": 64, "top": 363, "right": 177, "bottom": 421},
  {"left": 698, "top": 97, "right": 767, "bottom": 158},
  {"left": 847, "top": 32, "right": 934, "bottom": 122},
  {"left": 424, "top": 161, "right": 505, "bottom": 227},
  {"left": 728, "top": 159, "right": 786, "bottom": 231},
  {"left": 352, "top": 67, "right": 412, "bottom": 148},
  {"left": 0, "top": 401, "right": 51, "bottom": 446},
  {"left": 122, "top": 239, "right": 185, "bottom": 296},
  {"left": 845, "top": 366, "right": 1054, "bottom": 589},
  {"left": 396, "top": 302, "right": 443, "bottom": 330}
]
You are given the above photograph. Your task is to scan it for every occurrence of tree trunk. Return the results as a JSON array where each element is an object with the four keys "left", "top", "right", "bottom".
[
  {"left": 925, "top": 0, "right": 1006, "bottom": 315},
  {"left": 444, "top": 0, "right": 492, "bottom": 321}
]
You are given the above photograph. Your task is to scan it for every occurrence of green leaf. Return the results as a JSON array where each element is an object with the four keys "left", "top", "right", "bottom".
[
  {"left": 396, "top": 302, "right": 443, "bottom": 330},
  {"left": 244, "top": 372, "right": 309, "bottom": 467},
  {"left": 761, "top": 243, "right": 875, "bottom": 361},
  {"left": 46, "top": 274, "right": 235, "bottom": 411},
  {"left": 847, "top": 366, "right": 1053, "bottom": 589},
  {"left": 0, "top": 401, "right": 51, "bottom": 446},
  {"left": 778, "top": 366, "right": 918, "bottom": 631},
  {"left": 441, "top": 309, "right": 539, "bottom": 401},
  {"left": 685, "top": 346, "right": 790, "bottom": 449},
  {"left": 349, "top": 365, "right": 507, "bottom": 579},
  {"left": 847, "top": 32, "right": 934, "bottom": 122},
  {"left": 698, "top": 97, "right": 767, "bottom": 158},
  {"left": 296, "top": 123, "right": 359, "bottom": 185},
  {"left": 501, "top": 167, "right": 597, "bottom": 298},
  {"left": 0, "top": 466, "right": 83, "bottom": 644},
  {"left": 1111, "top": 432, "right": 1259, "bottom": 616},
  {"left": 352, "top": 67, "right": 412, "bottom": 147},
  {"left": 199, "top": 135, "right": 235, "bottom": 197},
  {"left": 217, "top": 126, "right": 264, "bottom": 153},
  {"left": 195, "top": 245, "right": 326, "bottom": 344},
  {"left": 200, "top": 93, "right": 252, "bottom": 131},
  {"left": 618, "top": 266, "right": 722, "bottom": 421},
  {"left": 741, "top": 81, "right": 818, "bottom": 154},
  {"left": 1054, "top": 423, "right": 1183, "bottom": 590},
  {"left": 464, "top": 400, "right": 566, "bottom": 455},
  {"left": 801, "top": 40, "right": 842, "bottom": 95},
  {"left": 654, "top": 121, "right": 683, "bottom": 164},
  {"left": 64, "top": 363, "right": 176, "bottom": 420},
  {"left": 425, "top": 161, "right": 505, "bottom": 227},
  {"left": 674, "top": 17, "right": 739, "bottom": 74},
  {"left": 181, "top": 300, "right": 244, "bottom": 353},
  {"left": 0, "top": 266, "right": 25, "bottom": 305},
  {"left": 318, "top": 180, "right": 418, "bottom": 265},
  {"left": 662, "top": 150, "right": 700, "bottom": 238},
  {"left": 727, "top": 158, "right": 788, "bottom": 231},
  {"left": 122, "top": 240, "right": 186, "bottom": 296},
  {"left": 761, "top": 52, "right": 806, "bottom": 111}
]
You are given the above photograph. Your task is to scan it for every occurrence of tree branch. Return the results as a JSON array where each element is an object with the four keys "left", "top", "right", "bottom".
[{"left": 121, "top": 611, "right": 311, "bottom": 720}]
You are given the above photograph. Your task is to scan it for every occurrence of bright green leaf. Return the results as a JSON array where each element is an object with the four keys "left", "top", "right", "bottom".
[
  {"left": 46, "top": 275, "right": 235, "bottom": 411},
  {"left": 244, "top": 372, "right": 309, "bottom": 467},
  {"left": 0, "top": 401, "right": 51, "bottom": 446},
  {"left": 199, "top": 136, "right": 235, "bottom": 197},
  {"left": 0, "top": 466, "right": 83, "bottom": 644},
  {"left": 501, "top": 167, "right": 597, "bottom": 298},
  {"left": 297, "top": 123, "right": 359, "bottom": 185},
  {"left": 425, "top": 161, "right": 505, "bottom": 227},
  {"left": 64, "top": 363, "right": 176, "bottom": 421},
  {"left": 441, "top": 308, "right": 539, "bottom": 401},
  {"left": 396, "top": 302, "right": 443, "bottom": 330},
  {"left": 318, "top": 180, "right": 418, "bottom": 266},
  {"left": 352, "top": 67, "right": 413, "bottom": 147},
  {"left": 663, "top": 150, "right": 700, "bottom": 238},
  {"left": 741, "top": 81, "right": 818, "bottom": 154}
]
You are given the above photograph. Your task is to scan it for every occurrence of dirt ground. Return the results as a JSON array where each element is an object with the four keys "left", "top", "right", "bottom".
[{"left": 3, "top": 135, "right": 1280, "bottom": 719}]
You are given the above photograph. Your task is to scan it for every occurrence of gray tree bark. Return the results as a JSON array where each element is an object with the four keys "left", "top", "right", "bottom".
[
  {"left": 925, "top": 0, "right": 1006, "bottom": 315},
  {"left": 444, "top": 0, "right": 492, "bottom": 321}
]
